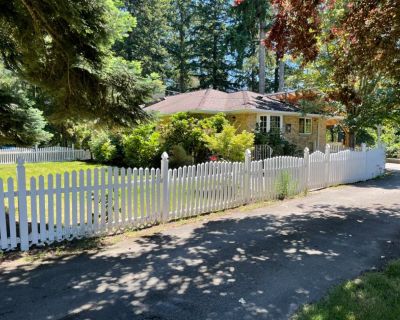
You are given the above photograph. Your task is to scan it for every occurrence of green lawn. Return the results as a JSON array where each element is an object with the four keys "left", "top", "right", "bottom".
[
  {"left": 0, "top": 161, "right": 105, "bottom": 189},
  {"left": 293, "top": 260, "right": 400, "bottom": 320}
]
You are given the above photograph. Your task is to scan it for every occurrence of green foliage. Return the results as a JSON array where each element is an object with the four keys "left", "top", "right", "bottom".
[
  {"left": 274, "top": 171, "right": 297, "bottom": 200},
  {"left": 293, "top": 259, "right": 400, "bottom": 320},
  {"left": 191, "top": 0, "right": 234, "bottom": 90},
  {"left": 381, "top": 123, "right": 400, "bottom": 158},
  {"left": 123, "top": 122, "right": 161, "bottom": 168},
  {"left": 0, "top": 62, "right": 52, "bottom": 146},
  {"left": 165, "top": 0, "right": 194, "bottom": 92},
  {"left": 169, "top": 144, "right": 193, "bottom": 168},
  {"left": 114, "top": 0, "right": 171, "bottom": 78},
  {"left": 89, "top": 131, "right": 118, "bottom": 164},
  {"left": 355, "top": 128, "right": 377, "bottom": 147},
  {"left": 160, "top": 112, "right": 206, "bottom": 163},
  {"left": 254, "top": 126, "right": 299, "bottom": 156},
  {"left": 87, "top": 113, "right": 236, "bottom": 167},
  {"left": 203, "top": 123, "right": 254, "bottom": 161},
  {"left": 199, "top": 112, "right": 229, "bottom": 133},
  {"left": 0, "top": 0, "right": 161, "bottom": 126},
  {"left": 0, "top": 84, "right": 52, "bottom": 146}
]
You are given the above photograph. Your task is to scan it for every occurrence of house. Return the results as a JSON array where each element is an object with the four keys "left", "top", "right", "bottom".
[{"left": 145, "top": 89, "right": 341, "bottom": 152}]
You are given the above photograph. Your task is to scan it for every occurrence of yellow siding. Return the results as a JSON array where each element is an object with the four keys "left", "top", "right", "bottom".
[{"left": 282, "top": 115, "right": 326, "bottom": 152}]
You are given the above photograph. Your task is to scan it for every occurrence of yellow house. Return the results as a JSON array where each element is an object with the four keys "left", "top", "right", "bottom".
[{"left": 145, "top": 89, "right": 340, "bottom": 152}]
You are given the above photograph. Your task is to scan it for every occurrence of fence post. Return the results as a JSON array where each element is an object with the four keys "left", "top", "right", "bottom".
[
  {"left": 71, "top": 143, "right": 75, "bottom": 160},
  {"left": 161, "top": 152, "right": 169, "bottom": 223},
  {"left": 361, "top": 143, "right": 367, "bottom": 180},
  {"left": 304, "top": 147, "right": 310, "bottom": 192},
  {"left": 16, "top": 158, "right": 29, "bottom": 251},
  {"left": 325, "top": 144, "right": 331, "bottom": 187},
  {"left": 244, "top": 149, "right": 251, "bottom": 203},
  {"left": 34, "top": 144, "right": 38, "bottom": 163}
]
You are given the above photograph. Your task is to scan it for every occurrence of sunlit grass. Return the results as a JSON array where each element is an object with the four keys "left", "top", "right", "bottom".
[
  {"left": 293, "top": 260, "right": 400, "bottom": 320},
  {"left": 0, "top": 161, "right": 105, "bottom": 190}
]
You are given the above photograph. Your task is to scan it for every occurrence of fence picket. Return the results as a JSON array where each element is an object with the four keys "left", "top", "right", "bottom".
[
  {"left": 71, "top": 171, "right": 78, "bottom": 237},
  {"left": 7, "top": 178, "right": 17, "bottom": 249},
  {"left": 55, "top": 174, "right": 63, "bottom": 240},
  {"left": 79, "top": 170, "right": 86, "bottom": 235},
  {"left": 0, "top": 179, "right": 7, "bottom": 249},
  {"left": 48, "top": 175, "right": 55, "bottom": 242},
  {"left": 38, "top": 176, "right": 47, "bottom": 243},
  {"left": 93, "top": 168, "right": 100, "bottom": 233},
  {"left": 30, "top": 177, "right": 38, "bottom": 245}
]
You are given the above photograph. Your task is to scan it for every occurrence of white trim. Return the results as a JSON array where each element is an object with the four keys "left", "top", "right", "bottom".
[
  {"left": 299, "top": 117, "right": 313, "bottom": 134},
  {"left": 257, "top": 114, "right": 269, "bottom": 133},
  {"left": 149, "top": 108, "right": 341, "bottom": 119},
  {"left": 256, "top": 114, "right": 283, "bottom": 133}
]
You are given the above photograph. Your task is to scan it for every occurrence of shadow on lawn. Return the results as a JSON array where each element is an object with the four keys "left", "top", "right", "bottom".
[{"left": 1, "top": 196, "right": 400, "bottom": 320}]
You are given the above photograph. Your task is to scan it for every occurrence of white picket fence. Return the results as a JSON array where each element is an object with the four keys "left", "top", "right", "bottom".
[
  {"left": 0, "top": 144, "right": 385, "bottom": 251},
  {"left": 0, "top": 146, "right": 91, "bottom": 164}
]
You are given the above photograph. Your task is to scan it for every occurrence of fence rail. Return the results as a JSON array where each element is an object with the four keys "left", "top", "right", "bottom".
[
  {"left": 0, "top": 144, "right": 386, "bottom": 251},
  {"left": 0, "top": 146, "right": 91, "bottom": 164}
]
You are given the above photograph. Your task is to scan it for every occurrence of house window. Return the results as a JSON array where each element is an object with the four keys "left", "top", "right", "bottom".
[
  {"left": 270, "top": 116, "right": 281, "bottom": 133},
  {"left": 299, "top": 118, "right": 312, "bottom": 134},
  {"left": 259, "top": 116, "right": 268, "bottom": 133}
]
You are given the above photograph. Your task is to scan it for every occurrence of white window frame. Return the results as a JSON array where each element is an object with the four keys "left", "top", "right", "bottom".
[
  {"left": 299, "top": 117, "right": 312, "bottom": 134},
  {"left": 256, "top": 114, "right": 284, "bottom": 133},
  {"left": 258, "top": 115, "right": 269, "bottom": 133}
]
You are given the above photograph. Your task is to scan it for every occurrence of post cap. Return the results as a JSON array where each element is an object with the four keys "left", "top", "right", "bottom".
[
  {"left": 245, "top": 149, "right": 251, "bottom": 157},
  {"left": 325, "top": 144, "right": 331, "bottom": 152},
  {"left": 304, "top": 147, "right": 309, "bottom": 154},
  {"left": 361, "top": 143, "right": 367, "bottom": 151},
  {"left": 17, "top": 158, "right": 25, "bottom": 166},
  {"left": 161, "top": 151, "right": 169, "bottom": 160}
]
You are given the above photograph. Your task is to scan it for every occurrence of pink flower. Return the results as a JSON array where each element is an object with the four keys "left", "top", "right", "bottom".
[{"left": 210, "top": 155, "right": 218, "bottom": 161}]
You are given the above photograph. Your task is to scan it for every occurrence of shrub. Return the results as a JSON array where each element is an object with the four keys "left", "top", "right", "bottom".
[
  {"left": 169, "top": 144, "right": 193, "bottom": 168},
  {"left": 203, "top": 123, "right": 254, "bottom": 161},
  {"left": 254, "top": 127, "right": 299, "bottom": 156},
  {"left": 160, "top": 112, "right": 230, "bottom": 164},
  {"left": 159, "top": 112, "right": 204, "bottom": 163},
  {"left": 123, "top": 122, "right": 161, "bottom": 168},
  {"left": 88, "top": 131, "right": 118, "bottom": 164}
]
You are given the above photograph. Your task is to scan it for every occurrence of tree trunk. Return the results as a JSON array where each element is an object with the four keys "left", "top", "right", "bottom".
[
  {"left": 273, "top": 52, "right": 279, "bottom": 92},
  {"left": 278, "top": 59, "right": 285, "bottom": 92},
  {"left": 348, "top": 130, "right": 356, "bottom": 149},
  {"left": 258, "top": 20, "right": 266, "bottom": 94},
  {"left": 179, "top": 27, "right": 186, "bottom": 92}
]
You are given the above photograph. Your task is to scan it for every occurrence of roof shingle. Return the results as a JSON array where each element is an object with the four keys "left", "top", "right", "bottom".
[{"left": 145, "top": 89, "right": 301, "bottom": 114}]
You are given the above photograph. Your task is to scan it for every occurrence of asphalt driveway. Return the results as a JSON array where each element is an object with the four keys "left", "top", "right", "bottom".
[{"left": 1, "top": 164, "right": 400, "bottom": 320}]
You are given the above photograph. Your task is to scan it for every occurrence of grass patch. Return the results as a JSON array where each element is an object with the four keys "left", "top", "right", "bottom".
[
  {"left": 0, "top": 161, "right": 105, "bottom": 189},
  {"left": 293, "top": 260, "right": 400, "bottom": 320}
]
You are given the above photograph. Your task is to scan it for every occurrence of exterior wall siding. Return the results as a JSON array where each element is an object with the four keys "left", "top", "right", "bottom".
[
  {"left": 282, "top": 115, "right": 326, "bottom": 152},
  {"left": 228, "top": 113, "right": 327, "bottom": 152},
  {"left": 227, "top": 113, "right": 257, "bottom": 132}
]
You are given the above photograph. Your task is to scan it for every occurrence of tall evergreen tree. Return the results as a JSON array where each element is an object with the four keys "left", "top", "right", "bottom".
[
  {"left": 191, "top": 0, "right": 234, "bottom": 91},
  {"left": 113, "top": 0, "right": 171, "bottom": 78},
  {"left": 0, "top": 0, "right": 161, "bottom": 126},
  {"left": 232, "top": 0, "right": 277, "bottom": 93},
  {"left": 165, "top": 0, "right": 194, "bottom": 92}
]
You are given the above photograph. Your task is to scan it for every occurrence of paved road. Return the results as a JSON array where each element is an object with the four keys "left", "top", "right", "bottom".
[{"left": 1, "top": 164, "right": 400, "bottom": 320}]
